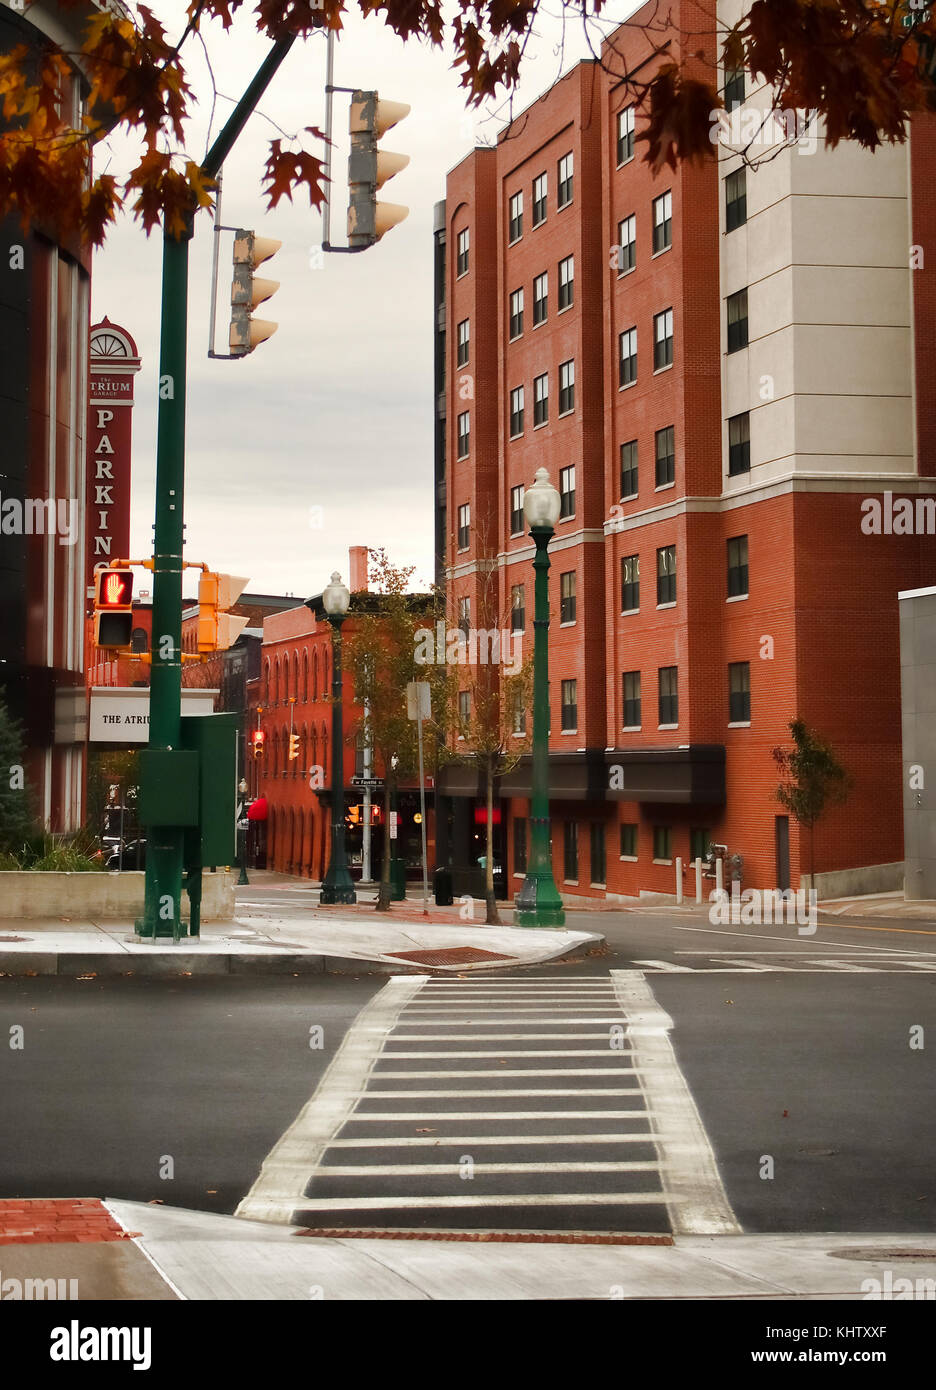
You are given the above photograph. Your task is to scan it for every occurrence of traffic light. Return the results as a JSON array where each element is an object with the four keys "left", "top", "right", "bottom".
[
  {"left": 288, "top": 733, "right": 300, "bottom": 761},
  {"left": 197, "top": 572, "right": 249, "bottom": 653},
  {"left": 252, "top": 729, "right": 265, "bottom": 759},
  {"left": 348, "top": 804, "right": 361, "bottom": 825},
  {"left": 230, "top": 230, "right": 281, "bottom": 356},
  {"left": 93, "top": 564, "right": 133, "bottom": 648},
  {"left": 347, "top": 90, "right": 410, "bottom": 249}
]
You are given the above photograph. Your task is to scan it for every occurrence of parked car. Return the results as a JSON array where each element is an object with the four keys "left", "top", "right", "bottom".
[{"left": 105, "top": 838, "right": 146, "bottom": 871}]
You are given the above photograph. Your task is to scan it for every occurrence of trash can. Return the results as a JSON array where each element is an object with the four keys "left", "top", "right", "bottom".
[
  {"left": 434, "top": 865, "right": 453, "bottom": 906},
  {"left": 390, "top": 856, "right": 407, "bottom": 901}
]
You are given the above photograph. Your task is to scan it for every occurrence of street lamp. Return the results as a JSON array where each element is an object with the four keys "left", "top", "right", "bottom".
[
  {"left": 319, "top": 571, "right": 357, "bottom": 905},
  {"left": 237, "top": 778, "right": 249, "bottom": 886},
  {"left": 515, "top": 467, "right": 566, "bottom": 927}
]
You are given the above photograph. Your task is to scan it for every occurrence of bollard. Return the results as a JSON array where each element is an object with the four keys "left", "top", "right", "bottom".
[
  {"left": 694, "top": 856, "right": 703, "bottom": 904},
  {"left": 715, "top": 855, "right": 724, "bottom": 901},
  {"left": 675, "top": 856, "right": 683, "bottom": 905}
]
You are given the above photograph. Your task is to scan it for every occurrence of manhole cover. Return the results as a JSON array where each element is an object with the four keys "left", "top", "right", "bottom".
[
  {"left": 830, "top": 1248, "right": 936, "bottom": 1262},
  {"left": 387, "top": 947, "right": 515, "bottom": 966},
  {"left": 0, "top": 936, "right": 29, "bottom": 943}
]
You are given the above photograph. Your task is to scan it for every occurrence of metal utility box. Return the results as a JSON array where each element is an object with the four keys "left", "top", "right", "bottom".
[
  {"left": 180, "top": 712, "right": 238, "bottom": 866},
  {"left": 138, "top": 749, "right": 200, "bottom": 826}
]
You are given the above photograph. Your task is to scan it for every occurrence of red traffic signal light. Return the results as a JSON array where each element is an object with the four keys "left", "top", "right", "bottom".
[
  {"left": 93, "top": 565, "right": 133, "bottom": 648},
  {"left": 252, "top": 729, "right": 265, "bottom": 758}
]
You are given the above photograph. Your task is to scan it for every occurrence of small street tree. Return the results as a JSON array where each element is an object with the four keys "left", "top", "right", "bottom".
[
  {"left": 0, "top": 696, "right": 35, "bottom": 859},
  {"left": 772, "top": 718, "right": 850, "bottom": 890}
]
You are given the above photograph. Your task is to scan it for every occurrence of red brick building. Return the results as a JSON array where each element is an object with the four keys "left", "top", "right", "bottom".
[{"left": 436, "top": 0, "right": 936, "bottom": 901}]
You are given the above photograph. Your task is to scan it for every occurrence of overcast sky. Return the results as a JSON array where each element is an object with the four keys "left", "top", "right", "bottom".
[{"left": 91, "top": 3, "right": 638, "bottom": 601}]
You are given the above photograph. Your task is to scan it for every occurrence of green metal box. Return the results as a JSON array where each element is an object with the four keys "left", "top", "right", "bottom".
[
  {"left": 138, "top": 749, "right": 200, "bottom": 826},
  {"left": 180, "top": 712, "right": 238, "bottom": 866}
]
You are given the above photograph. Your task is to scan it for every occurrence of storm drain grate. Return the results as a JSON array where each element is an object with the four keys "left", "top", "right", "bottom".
[
  {"left": 386, "top": 947, "right": 515, "bottom": 967},
  {"left": 296, "top": 1226, "right": 673, "bottom": 1246}
]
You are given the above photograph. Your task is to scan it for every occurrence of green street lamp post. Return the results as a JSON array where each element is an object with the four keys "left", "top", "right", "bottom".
[
  {"left": 515, "top": 468, "right": 566, "bottom": 927},
  {"left": 320, "top": 572, "right": 357, "bottom": 905}
]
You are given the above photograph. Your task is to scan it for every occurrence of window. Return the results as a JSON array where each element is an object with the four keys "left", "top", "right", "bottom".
[
  {"left": 621, "top": 554, "right": 639, "bottom": 612},
  {"left": 658, "top": 666, "right": 678, "bottom": 725},
  {"left": 558, "top": 254, "right": 574, "bottom": 310},
  {"left": 533, "top": 372, "right": 549, "bottom": 426},
  {"left": 558, "top": 360, "right": 575, "bottom": 416},
  {"left": 657, "top": 545, "right": 676, "bottom": 605},
  {"left": 457, "top": 411, "right": 470, "bottom": 460},
  {"left": 457, "top": 502, "right": 470, "bottom": 550},
  {"left": 690, "top": 827, "right": 712, "bottom": 864},
  {"left": 458, "top": 594, "right": 471, "bottom": 636},
  {"left": 620, "top": 823, "right": 637, "bottom": 858},
  {"left": 727, "top": 288, "right": 748, "bottom": 352},
  {"left": 653, "top": 825, "right": 673, "bottom": 861},
  {"left": 617, "top": 105, "right": 635, "bottom": 164},
  {"left": 654, "top": 308, "right": 674, "bottom": 370},
  {"left": 617, "top": 215, "right": 636, "bottom": 274},
  {"left": 533, "top": 271, "right": 548, "bottom": 325},
  {"left": 590, "top": 823, "right": 606, "bottom": 886},
  {"left": 564, "top": 820, "right": 579, "bottom": 880},
  {"left": 456, "top": 227, "right": 469, "bottom": 276},
  {"left": 510, "top": 484, "right": 525, "bottom": 535},
  {"left": 620, "top": 439, "right": 638, "bottom": 498},
  {"left": 652, "top": 191, "right": 672, "bottom": 253},
  {"left": 456, "top": 318, "right": 469, "bottom": 367},
  {"left": 728, "top": 412, "right": 751, "bottom": 475},
  {"left": 561, "top": 678, "right": 577, "bottom": 731},
  {"left": 557, "top": 152, "right": 573, "bottom": 208},
  {"left": 725, "top": 167, "right": 747, "bottom": 231},
  {"left": 509, "top": 287, "right": 524, "bottom": 339},
  {"left": 512, "top": 689, "right": 526, "bottom": 735},
  {"left": 559, "top": 463, "right": 575, "bottom": 518},
  {"left": 458, "top": 689, "right": 471, "bottom": 724},
  {"left": 622, "top": 670, "right": 641, "bottom": 728},
  {"left": 532, "top": 173, "right": 547, "bottom": 227},
  {"left": 727, "top": 535, "right": 749, "bottom": 598},
  {"left": 509, "top": 385, "right": 525, "bottom": 438},
  {"left": 619, "top": 327, "right": 637, "bottom": 388},
  {"left": 514, "top": 817, "right": 528, "bottom": 874},
  {"left": 560, "top": 570, "right": 576, "bottom": 624},
  {"left": 725, "top": 66, "right": 745, "bottom": 111},
  {"left": 508, "top": 190, "right": 523, "bottom": 243},
  {"left": 655, "top": 425, "right": 675, "bottom": 488},
  {"left": 729, "top": 661, "right": 751, "bottom": 722},
  {"left": 511, "top": 582, "right": 525, "bottom": 632}
]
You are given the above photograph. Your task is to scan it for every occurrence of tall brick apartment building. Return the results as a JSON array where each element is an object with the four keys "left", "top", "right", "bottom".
[{"left": 435, "top": 0, "right": 936, "bottom": 902}]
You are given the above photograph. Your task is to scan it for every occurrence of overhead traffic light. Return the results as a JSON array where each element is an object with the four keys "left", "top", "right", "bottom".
[
  {"left": 197, "top": 572, "right": 249, "bottom": 653},
  {"left": 252, "top": 729, "right": 265, "bottom": 759},
  {"left": 347, "top": 90, "right": 410, "bottom": 249},
  {"left": 288, "top": 733, "right": 300, "bottom": 761},
  {"left": 93, "top": 564, "right": 134, "bottom": 648},
  {"left": 230, "top": 230, "right": 281, "bottom": 356}
]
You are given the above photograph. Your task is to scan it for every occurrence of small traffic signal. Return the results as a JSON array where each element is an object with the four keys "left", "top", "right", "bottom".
[
  {"left": 347, "top": 805, "right": 361, "bottom": 825},
  {"left": 252, "top": 729, "right": 265, "bottom": 759},
  {"left": 288, "top": 733, "right": 300, "bottom": 761},
  {"left": 347, "top": 90, "right": 410, "bottom": 249},
  {"left": 93, "top": 565, "right": 133, "bottom": 648},
  {"left": 230, "top": 230, "right": 281, "bottom": 356},
  {"left": 197, "top": 572, "right": 249, "bottom": 653}
]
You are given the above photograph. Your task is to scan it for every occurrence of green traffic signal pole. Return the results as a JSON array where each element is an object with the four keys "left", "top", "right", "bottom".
[
  {"left": 320, "top": 614, "right": 356, "bottom": 904},
  {"left": 137, "top": 34, "right": 297, "bottom": 939},
  {"left": 514, "top": 523, "right": 565, "bottom": 927}
]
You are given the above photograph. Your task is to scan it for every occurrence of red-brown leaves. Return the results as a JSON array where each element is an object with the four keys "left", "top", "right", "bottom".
[
  {"left": 638, "top": 65, "right": 720, "bottom": 173},
  {"left": 262, "top": 137, "right": 328, "bottom": 210}
]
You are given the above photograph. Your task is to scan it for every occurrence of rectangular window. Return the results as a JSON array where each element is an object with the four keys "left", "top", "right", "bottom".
[
  {"left": 727, "top": 288, "right": 748, "bottom": 352},
  {"left": 457, "top": 501, "right": 470, "bottom": 550},
  {"left": 617, "top": 214, "right": 636, "bottom": 274},
  {"left": 590, "top": 823, "right": 606, "bottom": 886},
  {"left": 690, "top": 827, "right": 712, "bottom": 864},
  {"left": 557, "top": 152, "right": 573, "bottom": 208},
  {"left": 559, "top": 463, "right": 575, "bottom": 518},
  {"left": 620, "top": 823, "right": 638, "bottom": 858},
  {"left": 617, "top": 105, "right": 635, "bottom": 164},
  {"left": 456, "top": 227, "right": 469, "bottom": 276},
  {"left": 657, "top": 544, "right": 676, "bottom": 605},
  {"left": 655, "top": 425, "right": 675, "bottom": 487},
  {"left": 653, "top": 825, "right": 673, "bottom": 861},
  {"left": 564, "top": 820, "right": 578, "bottom": 880},
  {"left": 458, "top": 594, "right": 471, "bottom": 635},
  {"left": 621, "top": 554, "right": 639, "bottom": 612},
  {"left": 619, "top": 327, "right": 637, "bottom": 388},
  {"left": 729, "top": 661, "right": 751, "bottom": 722},
  {"left": 728, "top": 412, "right": 751, "bottom": 475},
  {"left": 458, "top": 689, "right": 471, "bottom": 723},
  {"left": 509, "top": 385, "right": 524, "bottom": 438},
  {"left": 508, "top": 190, "right": 523, "bottom": 243},
  {"left": 514, "top": 816, "right": 527, "bottom": 874},
  {"left": 512, "top": 689, "right": 526, "bottom": 735},
  {"left": 725, "top": 166, "right": 747, "bottom": 231},
  {"left": 727, "top": 535, "right": 749, "bottom": 598},
  {"left": 532, "top": 172, "right": 547, "bottom": 226},
  {"left": 509, "top": 287, "right": 524, "bottom": 339},
  {"left": 511, "top": 582, "right": 525, "bottom": 632},
  {"left": 510, "top": 485, "right": 525, "bottom": 535},
  {"left": 533, "top": 371, "right": 549, "bottom": 427},
  {"left": 652, "top": 190, "right": 672, "bottom": 253},
  {"left": 654, "top": 308, "right": 674, "bottom": 370},
  {"left": 558, "top": 359, "right": 575, "bottom": 416},
  {"left": 622, "top": 670, "right": 641, "bottom": 728},
  {"left": 725, "top": 66, "right": 745, "bottom": 111},
  {"left": 456, "top": 412, "right": 470, "bottom": 460},
  {"left": 658, "top": 666, "right": 678, "bottom": 725},
  {"left": 620, "top": 439, "right": 638, "bottom": 499},
  {"left": 558, "top": 254, "right": 574, "bottom": 310},
  {"left": 561, "top": 678, "right": 577, "bottom": 731},
  {"left": 533, "top": 271, "right": 548, "bottom": 325},
  {"left": 560, "top": 570, "right": 576, "bottom": 624},
  {"left": 456, "top": 318, "right": 469, "bottom": 367}
]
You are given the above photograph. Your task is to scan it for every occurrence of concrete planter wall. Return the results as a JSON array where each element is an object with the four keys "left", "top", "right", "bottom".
[{"left": 0, "top": 871, "right": 235, "bottom": 921}]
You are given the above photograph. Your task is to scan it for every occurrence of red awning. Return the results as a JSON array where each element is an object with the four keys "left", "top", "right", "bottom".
[{"left": 247, "top": 797, "right": 268, "bottom": 822}]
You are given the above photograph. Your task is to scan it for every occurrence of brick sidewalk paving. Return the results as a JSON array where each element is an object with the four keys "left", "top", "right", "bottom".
[{"left": 0, "top": 1199, "right": 139, "bottom": 1245}]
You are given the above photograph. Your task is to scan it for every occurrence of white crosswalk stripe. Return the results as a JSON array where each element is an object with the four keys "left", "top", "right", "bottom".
[{"left": 634, "top": 952, "right": 936, "bottom": 972}]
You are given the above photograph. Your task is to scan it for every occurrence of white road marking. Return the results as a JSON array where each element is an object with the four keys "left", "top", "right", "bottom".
[
  {"left": 316, "top": 1161, "right": 667, "bottom": 1176},
  {"left": 388, "top": 1034, "right": 618, "bottom": 1042},
  {"left": 383, "top": 1049, "right": 630, "bottom": 1057},
  {"left": 325, "top": 1134, "right": 655, "bottom": 1147},
  {"left": 373, "top": 1068, "right": 640, "bottom": 1078},
  {"left": 357, "top": 1088, "right": 641, "bottom": 1098},
  {"left": 631, "top": 960, "right": 694, "bottom": 972},
  {"left": 289, "top": 1193, "right": 677, "bottom": 1210},
  {"left": 340, "top": 1110, "right": 656, "bottom": 1121}
]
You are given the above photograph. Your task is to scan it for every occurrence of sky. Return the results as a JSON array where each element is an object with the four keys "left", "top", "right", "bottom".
[{"left": 90, "top": 2, "right": 635, "bottom": 602}]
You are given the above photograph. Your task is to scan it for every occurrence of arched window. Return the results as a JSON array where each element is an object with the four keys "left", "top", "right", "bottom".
[
  {"left": 130, "top": 627, "right": 147, "bottom": 654},
  {"left": 312, "top": 649, "right": 319, "bottom": 702},
  {"left": 283, "top": 653, "right": 291, "bottom": 705},
  {"left": 263, "top": 658, "right": 271, "bottom": 704},
  {"left": 301, "top": 650, "right": 309, "bottom": 703},
  {"left": 321, "top": 722, "right": 329, "bottom": 777},
  {"left": 310, "top": 725, "right": 318, "bottom": 773}
]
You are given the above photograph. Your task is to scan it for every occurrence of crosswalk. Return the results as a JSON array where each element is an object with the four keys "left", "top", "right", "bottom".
[
  {"left": 634, "top": 951, "right": 936, "bottom": 973},
  {"left": 237, "top": 972, "right": 738, "bottom": 1237}
]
